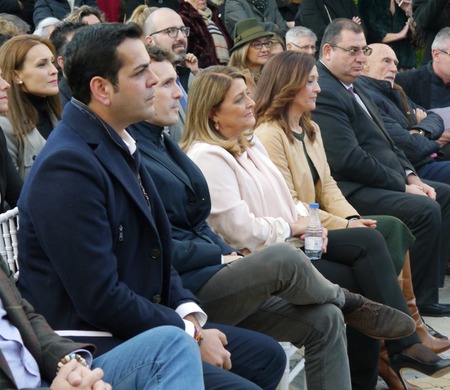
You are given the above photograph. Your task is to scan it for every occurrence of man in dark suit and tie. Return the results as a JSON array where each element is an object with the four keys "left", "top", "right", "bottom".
[{"left": 313, "top": 17, "right": 450, "bottom": 390}]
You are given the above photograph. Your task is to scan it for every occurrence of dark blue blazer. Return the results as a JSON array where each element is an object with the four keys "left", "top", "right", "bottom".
[
  {"left": 358, "top": 75, "right": 444, "bottom": 170},
  {"left": 128, "top": 122, "right": 236, "bottom": 293},
  {"left": 18, "top": 101, "right": 199, "bottom": 354}
]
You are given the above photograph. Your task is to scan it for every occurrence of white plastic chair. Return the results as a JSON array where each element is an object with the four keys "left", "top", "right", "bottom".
[
  {"left": 278, "top": 342, "right": 306, "bottom": 390},
  {"left": 0, "top": 207, "right": 19, "bottom": 280}
]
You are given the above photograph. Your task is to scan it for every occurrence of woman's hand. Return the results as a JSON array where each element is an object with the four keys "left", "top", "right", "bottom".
[
  {"left": 347, "top": 218, "right": 377, "bottom": 229},
  {"left": 223, "top": 252, "right": 243, "bottom": 264},
  {"left": 299, "top": 226, "right": 328, "bottom": 254},
  {"left": 289, "top": 216, "right": 308, "bottom": 237}
]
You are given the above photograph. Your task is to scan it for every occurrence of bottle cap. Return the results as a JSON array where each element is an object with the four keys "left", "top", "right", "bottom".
[{"left": 309, "top": 203, "right": 319, "bottom": 209}]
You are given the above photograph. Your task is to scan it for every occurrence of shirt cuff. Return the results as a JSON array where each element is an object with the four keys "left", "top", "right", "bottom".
[
  {"left": 295, "top": 202, "right": 309, "bottom": 217},
  {"left": 176, "top": 302, "right": 207, "bottom": 328},
  {"left": 275, "top": 218, "right": 292, "bottom": 242},
  {"left": 70, "top": 349, "right": 93, "bottom": 368}
]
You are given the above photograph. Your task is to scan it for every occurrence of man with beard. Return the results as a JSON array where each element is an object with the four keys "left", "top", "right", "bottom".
[{"left": 144, "top": 7, "right": 199, "bottom": 142}]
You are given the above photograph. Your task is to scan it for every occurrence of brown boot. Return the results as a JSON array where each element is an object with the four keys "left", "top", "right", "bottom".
[
  {"left": 379, "top": 341, "right": 422, "bottom": 390},
  {"left": 402, "top": 254, "right": 450, "bottom": 353}
]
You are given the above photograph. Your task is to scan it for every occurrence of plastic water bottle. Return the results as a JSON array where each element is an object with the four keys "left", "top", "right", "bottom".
[{"left": 304, "top": 203, "right": 323, "bottom": 260}]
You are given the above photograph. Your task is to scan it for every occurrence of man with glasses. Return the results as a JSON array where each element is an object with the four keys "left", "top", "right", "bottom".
[
  {"left": 313, "top": 17, "right": 450, "bottom": 389},
  {"left": 396, "top": 27, "right": 450, "bottom": 110},
  {"left": 285, "top": 26, "right": 317, "bottom": 56},
  {"left": 144, "top": 7, "right": 197, "bottom": 142},
  {"left": 359, "top": 43, "right": 450, "bottom": 182}
]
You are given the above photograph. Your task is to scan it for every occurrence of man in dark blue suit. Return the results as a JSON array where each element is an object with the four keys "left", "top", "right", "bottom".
[{"left": 17, "top": 22, "right": 287, "bottom": 390}]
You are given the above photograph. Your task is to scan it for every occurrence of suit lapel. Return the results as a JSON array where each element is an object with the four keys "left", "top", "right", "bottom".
[
  {"left": 93, "top": 143, "right": 157, "bottom": 228},
  {"left": 353, "top": 84, "right": 397, "bottom": 148},
  {"left": 0, "top": 349, "right": 15, "bottom": 387},
  {"left": 0, "top": 267, "right": 41, "bottom": 385},
  {"left": 66, "top": 103, "right": 157, "bottom": 229}
]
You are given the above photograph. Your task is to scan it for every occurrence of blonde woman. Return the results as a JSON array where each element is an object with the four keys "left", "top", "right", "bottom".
[
  {"left": 0, "top": 35, "right": 60, "bottom": 179},
  {"left": 228, "top": 18, "right": 273, "bottom": 97}
]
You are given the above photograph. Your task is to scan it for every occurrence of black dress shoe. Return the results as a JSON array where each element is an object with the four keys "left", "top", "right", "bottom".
[
  {"left": 424, "top": 320, "right": 449, "bottom": 339},
  {"left": 418, "top": 303, "right": 450, "bottom": 317},
  {"left": 390, "top": 352, "right": 450, "bottom": 381}
]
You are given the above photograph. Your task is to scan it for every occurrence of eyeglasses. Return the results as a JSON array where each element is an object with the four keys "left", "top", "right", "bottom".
[
  {"left": 289, "top": 41, "right": 317, "bottom": 52},
  {"left": 149, "top": 26, "right": 190, "bottom": 38},
  {"left": 329, "top": 44, "right": 373, "bottom": 56},
  {"left": 437, "top": 48, "right": 450, "bottom": 57},
  {"left": 250, "top": 40, "right": 273, "bottom": 50}
]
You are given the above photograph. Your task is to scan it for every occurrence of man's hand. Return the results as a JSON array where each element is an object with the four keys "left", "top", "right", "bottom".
[
  {"left": 406, "top": 175, "right": 436, "bottom": 199},
  {"left": 352, "top": 16, "right": 361, "bottom": 24},
  {"left": 199, "top": 328, "right": 232, "bottom": 370},
  {"left": 437, "top": 132, "right": 450, "bottom": 147},
  {"left": 50, "top": 359, "right": 111, "bottom": 390},
  {"left": 347, "top": 218, "right": 377, "bottom": 229},
  {"left": 224, "top": 252, "right": 243, "bottom": 264},
  {"left": 182, "top": 53, "right": 200, "bottom": 75},
  {"left": 414, "top": 108, "right": 427, "bottom": 123}
]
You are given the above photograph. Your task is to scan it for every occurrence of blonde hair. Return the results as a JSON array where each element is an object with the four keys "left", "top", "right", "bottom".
[
  {"left": 228, "top": 43, "right": 250, "bottom": 70},
  {"left": 128, "top": 5, "right": 158, "bottom": 30},
  {"left": 64, "top": 5, "right": 105, "bottom": 23},
  {"left": 0, "top": 18, "right": 19, "bottom": 37},
  {"left": 0, "top": 35, "right": 61, "bottom": 142},
  {"left": 180, "top": 66, "right": 252, "bottom": 157}
]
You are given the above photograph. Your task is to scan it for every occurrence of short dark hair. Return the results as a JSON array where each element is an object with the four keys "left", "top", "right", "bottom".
[
  {"left": 50, "top": 21, "right": 87, "bottom": 57},
  {"left": 145, "top": 44, "right": 175, "bottom": 64},
  {"left": 320, "top": 18, "right": 364, "bottom": 56},
  {"left": 64, "top": 23, "right": 143, "bottom": 104}
]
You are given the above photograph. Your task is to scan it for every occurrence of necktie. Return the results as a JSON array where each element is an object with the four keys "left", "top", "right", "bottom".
[
  {"left": 347, "top": 85, "right": 372, "bottom": 117},
  {"left": 347, "top": 86, "right": 356, "bottom": 97}
]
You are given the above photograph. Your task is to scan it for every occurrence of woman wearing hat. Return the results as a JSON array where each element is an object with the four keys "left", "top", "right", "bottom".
[{"left": 228, "top": 18, "right": 274, "bottom": 98}]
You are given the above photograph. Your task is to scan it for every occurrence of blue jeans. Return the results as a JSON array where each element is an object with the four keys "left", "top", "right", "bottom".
[
  {"left": 418, "top": 160, "right": 450, "bottom": 185},
  {"left": 92, "top": 326, "right": 204, "bottom": 389}
]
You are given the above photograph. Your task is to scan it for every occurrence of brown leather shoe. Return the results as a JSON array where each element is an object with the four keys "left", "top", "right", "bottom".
[{"left": 342, "top": 289, "right": 416, "bottom": 340}]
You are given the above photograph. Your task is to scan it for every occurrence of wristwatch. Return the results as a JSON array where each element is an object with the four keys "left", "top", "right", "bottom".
[{"left": 411, "top": 129, "right": 426, "bottom": 136}]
